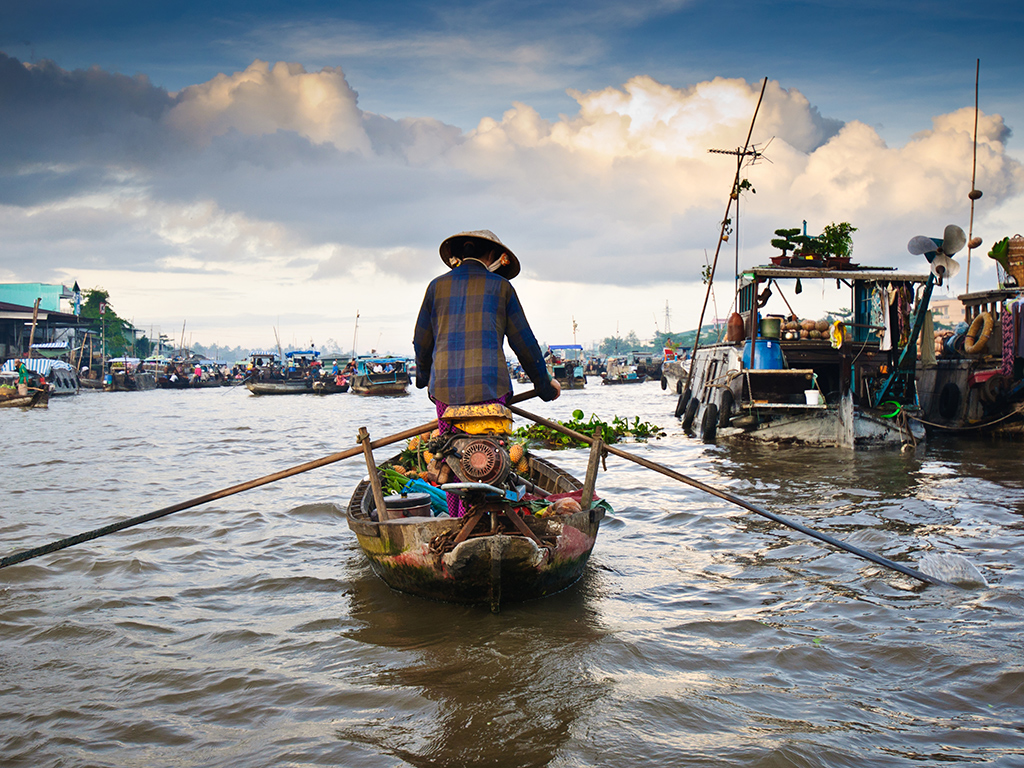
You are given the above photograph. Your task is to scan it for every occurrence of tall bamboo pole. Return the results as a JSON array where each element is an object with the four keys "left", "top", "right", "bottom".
[
  {"left": 684, "top": 77, "right": 768, "bottom": 394},
  {"left": 965, "top": 59, "right": 981, "bottom": 293},
  {"left": 27, "top": 298, "right": 41, "bottom": 356}
]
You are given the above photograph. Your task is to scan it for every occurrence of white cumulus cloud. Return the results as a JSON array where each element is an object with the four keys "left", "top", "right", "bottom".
[{"left": 0, "top": 53, "right": 1021, "bottom": 350}]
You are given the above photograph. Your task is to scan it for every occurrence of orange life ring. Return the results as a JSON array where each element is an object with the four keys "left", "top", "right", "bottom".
[{"left": 964, "top": 312, "right": 994, "bottom": 355}]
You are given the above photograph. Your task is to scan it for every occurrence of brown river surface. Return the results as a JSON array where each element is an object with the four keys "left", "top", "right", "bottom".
[{"left": 2, "top": 380, "right": 1022, "bottom": 767}]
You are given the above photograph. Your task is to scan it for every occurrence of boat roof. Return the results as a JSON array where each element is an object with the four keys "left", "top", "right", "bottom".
[
  {"left": 741, "top": 266, "right": 932, "bottom": 284},
  {"left": 549, "top": 344, "right": 583, "bottom": 349},
  {"left": 286, "top": 349, "right": 319, "bottom": 358},
  {"left": 357, "top": 356, "right": 406, "bottom": 363},
  {"left": 1, "top": 358, "right": 73, "bottom": 373},
  {"left": 958, "top": 286, "right": 1024, "bottom": 304},
  {"left": 30, "top": 341, "right": 69, "bottom": 350},
  {"left": 249, "top": 350, "right": 279, "bottom": 358}
]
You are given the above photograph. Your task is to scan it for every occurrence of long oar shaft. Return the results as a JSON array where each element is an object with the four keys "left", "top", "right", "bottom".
[
  {"left": 0, "top": 421, "right": 425, "bottom": 569},
  {"left": 0, "top": 389, "right": 537, "bottom": 569},
  {"left": 510, "top": 404, "right": 947, "bottom": 586}
]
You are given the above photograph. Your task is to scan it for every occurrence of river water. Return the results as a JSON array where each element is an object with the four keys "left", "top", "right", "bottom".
[{"left": 1, "top": 381, "right": 1022, "bottom": 767}]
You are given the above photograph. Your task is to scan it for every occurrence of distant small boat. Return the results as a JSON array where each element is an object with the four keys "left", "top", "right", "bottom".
[
  {"left": 312, "top": 374, "right": 349, "bottom": 395},
  {"left": 0, "top": 371, "right": 49, "bottom": 408},
  {"left": 602, "top": 355, "right": 647, "bottom": 385},
  {"left": 245, "top": 378, "right": 311, "bottom": 395},
  {"left": 1, "top": 358, "right": 79, "bottom": 395},
  {"left": 350, "top": 356, "right": 410, "bottom": 396},
  {"left": 601, "top": 372, "right": 647, "bottom": 385},
  {"left": 103, "top": 358, "right": 157, "bottom": 392},
  {"left": 546, "top": 344, "right": 586, "bottom": 389}
]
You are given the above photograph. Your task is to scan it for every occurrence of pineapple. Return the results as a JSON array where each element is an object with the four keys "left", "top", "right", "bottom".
[{"left": 509, "top": 443, "right": 524, "bottom": 463}]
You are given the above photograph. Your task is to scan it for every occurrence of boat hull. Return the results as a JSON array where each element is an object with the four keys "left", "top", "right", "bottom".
[
  {"left": 346, "top": 455, "right": 605, "bottom": 608},
  {"left": 917, "top": 359, "right": 1024, "bottom": 437},
  {"left": 245, "top": 379, "right": 311, "bottom": 395},
  {"left": 601, "top": 374, "right": 647, "bottom": 385},
  {"left": 661, "top": 359, "right": 689, "bottom": 393},
  {"left": 0, "top": 388, "right": 49, "bottom": 408},
  {"left": 686, "top": 342, "right": 923, "bottom": 448},
  {"left": 349, "top": 375, "right": 409, "bottom": 396},
  {"left": 312, "top": 379, "right": 349, "bottom": 394},
  {"left": 104, "top": 371, "right": 157, "bottom": 391}
]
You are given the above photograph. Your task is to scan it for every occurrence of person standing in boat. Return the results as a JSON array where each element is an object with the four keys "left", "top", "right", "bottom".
[
  {"left": 414, "top": 230, "right": 560, "bottom": 513},
  {"left": 14, "top": 359, "right": 30, "bottom": 396}
]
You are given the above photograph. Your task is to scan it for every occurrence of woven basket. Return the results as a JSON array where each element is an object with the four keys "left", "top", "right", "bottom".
[{"left": 1008, "top": 234, "right": 1024, "bottom": 285}]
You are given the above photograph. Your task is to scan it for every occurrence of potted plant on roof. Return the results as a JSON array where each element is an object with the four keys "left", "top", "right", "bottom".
[
  {"left": 792, "top": 231, "right": 825, "bottom": 266},
  {"left": 819, "top": 221, "right": 857, "bottom": 268},
  {"left": 770, "top": 228, "right": 802, "bottom": 266}
]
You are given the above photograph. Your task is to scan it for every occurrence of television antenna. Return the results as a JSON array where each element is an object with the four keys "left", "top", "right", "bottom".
[
  {"left": 707, "top": 137, "right": 773, "bottom": 304},
  {"left": 707, "top": 137, "right": 773, "bottom": 166}
]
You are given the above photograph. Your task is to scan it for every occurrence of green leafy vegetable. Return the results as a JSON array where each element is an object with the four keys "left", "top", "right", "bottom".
[{"left": 512, "top": 411, "right": 665, "bottom": 449}]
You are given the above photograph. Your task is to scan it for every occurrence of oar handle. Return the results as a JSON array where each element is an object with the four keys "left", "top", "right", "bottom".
[
  {"left": 1, "top": 390, "right": 540, "bottom": 569},
  {"left": 508, "top": 403, "right": 950, "bottom": 587}
]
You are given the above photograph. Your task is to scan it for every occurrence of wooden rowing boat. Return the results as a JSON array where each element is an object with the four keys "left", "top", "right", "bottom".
[
  {"left": 346, "top": 452, "right": 606, "bottom": 611},
  {"left": 0, "top": 385, "right": 49, "bottom": 408}
]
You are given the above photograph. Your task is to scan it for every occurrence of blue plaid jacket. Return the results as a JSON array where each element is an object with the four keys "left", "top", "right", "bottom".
[{"left": 413, "top": 260, "right": 557, "bottom": 405}]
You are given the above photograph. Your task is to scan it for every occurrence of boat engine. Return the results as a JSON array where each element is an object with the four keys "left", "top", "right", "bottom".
[{"left": 446, "top": 435, "right": 511, "bottom": 487}]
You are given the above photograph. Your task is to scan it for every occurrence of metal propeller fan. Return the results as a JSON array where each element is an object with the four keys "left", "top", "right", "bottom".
[{"left": 907, "top": 224, "right": 966, "bottom": 283}]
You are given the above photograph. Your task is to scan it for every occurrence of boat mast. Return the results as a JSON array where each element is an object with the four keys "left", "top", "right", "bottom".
[
  {"left": 965, "top": 58, "right": 982, "bottom": 293},
  {"left": 685, "top": 77, "right": 768, "bottom": 393},
  {"left": 351, "top": 310, "right": 360, "bottom": 358}
]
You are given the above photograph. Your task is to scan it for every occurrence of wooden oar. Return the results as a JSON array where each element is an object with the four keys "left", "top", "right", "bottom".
[
  {"left": 1, "top": 390, "right": 540, "bottom": 569},
  {"left": 509, "top": 404, "right": 950, "bottom": 587}
]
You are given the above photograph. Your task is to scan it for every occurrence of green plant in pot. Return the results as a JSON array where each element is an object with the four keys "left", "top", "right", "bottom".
[
  {"left": 792, "top": 233, "right": 823, "bottom": 259},
  {"left": 771, "top": 228, "right": 802, "bottom": 262},
  {"left": 819, "top": 221, "right": 857, "bottom": 263}
]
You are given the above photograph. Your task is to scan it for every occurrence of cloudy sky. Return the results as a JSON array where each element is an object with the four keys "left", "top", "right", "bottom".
[{"left": 2, "top": 0, "right": 1022, "bottom": 354}]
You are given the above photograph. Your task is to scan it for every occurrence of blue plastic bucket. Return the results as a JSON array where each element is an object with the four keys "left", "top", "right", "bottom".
[{"left": 742, "top": 339, "right": 785, "bottom": 370}]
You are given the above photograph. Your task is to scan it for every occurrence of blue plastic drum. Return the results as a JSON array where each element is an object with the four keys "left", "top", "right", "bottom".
[{"left": 742, "top": 339, "right": 786, "bottom": 369}]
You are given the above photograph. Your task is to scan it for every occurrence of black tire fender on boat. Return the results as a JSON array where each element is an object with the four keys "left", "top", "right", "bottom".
[
  {"left": 661, "top": 376, "right": 668, "bottom": 391},
  {"left": 682, "top": 397, "right": 699, "bottom": 432},
  {"left": 718, "top": 389, "right": 734, "bottom": 428},
  {"left": 700, "top": 403, "right": 719, "bottom": 443},
  {"left": 675, "top": 387, "right": 691, "bottom": 418},
  {"left": 937, "top": 382, "right": 961, "bottom": 420},
  {"left": 676, "top": 378, "right": 683, "bottom": 394}
]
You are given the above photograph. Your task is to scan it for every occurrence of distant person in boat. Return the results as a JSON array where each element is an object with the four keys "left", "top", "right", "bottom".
[{"left": 414, "top": 229, "right": 560, "bottom": 409}]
